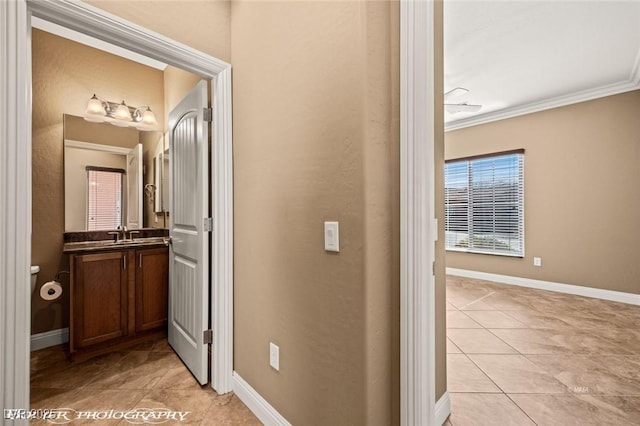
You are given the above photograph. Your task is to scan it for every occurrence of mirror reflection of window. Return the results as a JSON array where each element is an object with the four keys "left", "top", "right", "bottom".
[{"left": 86, "top": 167, "right": 124, "bottom": 230}]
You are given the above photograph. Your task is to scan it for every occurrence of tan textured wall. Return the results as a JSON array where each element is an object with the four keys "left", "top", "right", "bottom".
[
  {"left": 362, "top": 2, "right": 399, "bottom": 424},
  {"left": 232, "top": 1, "right": 399, "bottom": 424},
  {"left": 389, "top": 2, "right": 401, "bottom": 422},
  {"left": 64, "top": 115, "right": 140, "bottom": 148},
  {"left": 58, "top": 3, "right": 448, "bottom": 422},
  {"left": 163, "top": 66, "right": 203, "bottom": 123},
  {"left": 86, "top": 0, "right": 231, "bottom": 63},
  {"left": 31, "top": 29, "right": 164, "bottom": 334},
  {"left": 434, "top": 0, "right": 447, "bottom": 402},
  {"left": 140, "top": 131, "right": 166, "bottom": 228},
  {"left": 446, "top": 90, "right": 640, "bottom": 295}
]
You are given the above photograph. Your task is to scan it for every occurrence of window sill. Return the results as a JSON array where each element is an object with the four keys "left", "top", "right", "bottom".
[{"left": 445, "top": 248, "right": 524, "bottom": 258}]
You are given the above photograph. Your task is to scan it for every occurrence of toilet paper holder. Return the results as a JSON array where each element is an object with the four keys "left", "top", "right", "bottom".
[
  {"left": 54, "top": 270, "right": 70, "bottom": 281},
  {"left": 39, "top": 271, "right": 70, "bottom": 300}
]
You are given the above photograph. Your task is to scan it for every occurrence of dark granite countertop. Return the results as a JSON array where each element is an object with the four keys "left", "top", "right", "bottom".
[{"left": 63, "top": 229, "right": 170, "bottom": 254}]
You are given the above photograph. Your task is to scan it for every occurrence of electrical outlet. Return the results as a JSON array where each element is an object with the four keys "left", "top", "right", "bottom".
[
  {"left": 269, "top": 342, "right": 279, "bottom": 371},
  {"left": 533, "top": 257, "right": 542, "bottom": 267}
]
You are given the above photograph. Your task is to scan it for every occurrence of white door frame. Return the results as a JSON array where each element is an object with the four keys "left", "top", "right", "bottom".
[
  {"left": 0, "top": 0, "right": 234, "bottom": 413},
  {"left": 400, "top": 1, "right": 437, "bottom": 425},
  {"left": 2, "top": 0, "right": 434, "bottom": 423}
]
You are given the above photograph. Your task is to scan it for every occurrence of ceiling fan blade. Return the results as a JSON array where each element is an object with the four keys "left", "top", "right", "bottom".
[
  {"left": 444, "top": 87, "right": 469, "bottom": 102},
  {"left": 445, "top": 103, "right": 482, "bottom": 113}
]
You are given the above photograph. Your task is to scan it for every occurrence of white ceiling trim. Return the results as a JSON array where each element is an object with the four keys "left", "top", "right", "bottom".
[{"left": 445, "top": 52, "right": 640, "bottom": 132}]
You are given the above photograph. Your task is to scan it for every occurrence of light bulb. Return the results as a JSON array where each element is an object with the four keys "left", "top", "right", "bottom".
[
  {"left": 141, "top": 108, "right": 158, "bottom": 126},
  {"left": 112, "top": 101, "right": 132, "bottom": 125},
  {"left": 84, "top": 94, "right": 105, "bottom": 122}
]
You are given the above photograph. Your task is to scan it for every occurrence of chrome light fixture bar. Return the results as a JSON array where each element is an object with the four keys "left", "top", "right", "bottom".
[{"left": 84, "top": 94, "right": 158, "bottom": 131}]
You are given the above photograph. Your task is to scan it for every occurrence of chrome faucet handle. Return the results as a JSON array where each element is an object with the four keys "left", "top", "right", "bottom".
[
  {"left": 107, "top": 231, "right": 120, "bottom": 242},
  {"left": 129, "top": 230, "right": 141, "bottom": 240}
]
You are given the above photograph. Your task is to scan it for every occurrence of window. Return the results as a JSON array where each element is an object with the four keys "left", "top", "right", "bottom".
[
  {"left": 445, "top": 150, "right": 524, "bottom": 256},
  {"left": 86, "top": 167, "right": 124, "bottom": 230}
]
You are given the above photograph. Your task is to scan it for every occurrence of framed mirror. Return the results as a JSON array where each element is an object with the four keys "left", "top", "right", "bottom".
[
  {"left": 63, "top": 114, "right": 163, "bottom": 231},
  {"left": 152, "top": 137, "right": 169, "bottom": 214}
]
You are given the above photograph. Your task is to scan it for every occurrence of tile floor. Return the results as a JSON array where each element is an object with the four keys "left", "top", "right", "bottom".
[
  {"left": 30, "top": 338, "right": 261, "bottom": 425},
  {"left": 444, "top": 275, "right": 640, "bottom": 426}
]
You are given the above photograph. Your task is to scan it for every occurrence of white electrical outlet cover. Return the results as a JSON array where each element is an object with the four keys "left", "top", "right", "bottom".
[{"left": 270, "top": 342, "right": 279, "bottom": 371}]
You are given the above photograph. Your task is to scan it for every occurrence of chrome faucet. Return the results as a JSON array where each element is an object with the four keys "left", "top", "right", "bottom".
[
  {"left": 108, "top": 226, "right": 129, "bottom": 242},
  {"left": 107, "top": 226, "right": 141, "bottom": 242}
]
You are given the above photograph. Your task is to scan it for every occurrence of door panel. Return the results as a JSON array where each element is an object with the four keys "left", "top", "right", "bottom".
[
  {"left": 73, "top": 251, "right": 128, "bottom": 348},
  {"left": 168, "top": 80, "right": 209, "bottom": 385},
  {"left": 135, "top": 247, "right": 169, "bottom": 333}
]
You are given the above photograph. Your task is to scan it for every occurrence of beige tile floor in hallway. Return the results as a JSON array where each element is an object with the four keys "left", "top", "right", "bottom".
[
  {"left": 444, "top": 275, "right": 640, "bottom": 426},
  {"left": 30, "top": 338, "right": 261, "bottom": 425}
]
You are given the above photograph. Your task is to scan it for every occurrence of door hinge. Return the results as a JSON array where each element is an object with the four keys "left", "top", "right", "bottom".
[
  {"left": 203, "top": 107, "right": 213, "bottom": 123},
  {"left": 203, "top": 329, "right": 213, "bottom": 344},
  {"left": 204, "top": 217, "right": 213, "bottom": 232}
]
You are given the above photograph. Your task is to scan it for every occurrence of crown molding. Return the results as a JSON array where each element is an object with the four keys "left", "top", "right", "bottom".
[
  {"left": 446, "top": 46, "right": 640, "bottom": 132},
  {"left": 445, "top": 79, "right": 639, "bottom": 132}
]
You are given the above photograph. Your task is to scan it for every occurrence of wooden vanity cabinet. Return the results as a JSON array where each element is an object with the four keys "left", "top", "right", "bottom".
[
  {"left": 69, "top": 246, "right": 168, "bottom": 360},
  {"left": 71, "top": 251, "right": 129, "bottom": 348},
  {"left": 135, "top": 247, "right": 169, "bottom": 332}
]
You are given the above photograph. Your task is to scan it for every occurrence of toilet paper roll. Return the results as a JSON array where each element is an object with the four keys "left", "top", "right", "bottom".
[{"left": 40, "top": 281, "right": 63, "bottom": 301}]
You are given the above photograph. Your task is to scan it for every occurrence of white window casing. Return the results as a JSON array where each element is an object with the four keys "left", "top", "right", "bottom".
[{"left": 445, "top": 150, "right": 525, "bottom": 257}]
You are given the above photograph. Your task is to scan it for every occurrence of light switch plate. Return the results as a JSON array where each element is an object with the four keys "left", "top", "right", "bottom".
[{"left": 324, "top": 221, "right": 339, "bottom": 252}]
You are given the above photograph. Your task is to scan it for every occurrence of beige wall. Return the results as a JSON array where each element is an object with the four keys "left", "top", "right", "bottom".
[
  {"left": 34, "top": 2, "right": 449, "bottom": 422},
  {"left": 64, "top": 115, "right": 141, "bottom": 148},
  {"left": 86, "top": 0, "right": 231, "bottom": 63},
  {"left": 445, "top": 90, "right": 640, "bottom": 295},
  {"left": 31, "top": 29, "right": 164, "bottom": 334},
  {"left": 231, "top": 1, "right": 402, "bottom": 424},
  {"left": 140, "top": 131, "right": 167, "bottom": 228},
  {"left": 163, "top": 66, "right": 204, "bottom": 122}
]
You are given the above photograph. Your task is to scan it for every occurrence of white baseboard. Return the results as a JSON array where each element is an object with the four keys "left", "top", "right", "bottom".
[
  {"left": 232, "top": 372, "right": 291, "bottom": 426},
  {"left": 447, "top": 268, "right": 640, "bottom": 306},
  {"left": 30, "top": 328, "right": 69, "bottom": 351},
  {"left": 435, "top": 391, "right": 451, "bottom": 425}
]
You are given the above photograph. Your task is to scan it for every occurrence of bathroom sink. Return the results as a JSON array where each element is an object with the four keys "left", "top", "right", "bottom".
[{"left": 63, "top": 237, "right": 169, "bottom": 253}]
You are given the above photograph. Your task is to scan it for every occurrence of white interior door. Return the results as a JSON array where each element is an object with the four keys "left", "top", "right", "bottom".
[
  {"left": 126, "top": 143, "right": 143, "bottom": 228},
  {"left": 168, "top": 80, "right": 210, "bottom": 385}
]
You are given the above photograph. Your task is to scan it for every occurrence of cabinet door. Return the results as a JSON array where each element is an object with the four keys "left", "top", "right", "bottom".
[
  {"left": 73, "top": 251, "right": 128, "bottom": 348},
  {"left": 135, "top": 247, "right": 169, "bottom": 332}
]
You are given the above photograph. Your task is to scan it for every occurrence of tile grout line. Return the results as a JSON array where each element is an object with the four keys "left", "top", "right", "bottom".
[{"left": 503, "top": 392, "right": 540, "bottom": 426}]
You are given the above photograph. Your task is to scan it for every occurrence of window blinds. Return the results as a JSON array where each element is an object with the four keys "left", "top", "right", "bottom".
[
  {"left": 445, "top": 151, "right": 524, "bottom": 257},
  {"left": 86, "top": 167, "right": 124, "bottom": 230}
]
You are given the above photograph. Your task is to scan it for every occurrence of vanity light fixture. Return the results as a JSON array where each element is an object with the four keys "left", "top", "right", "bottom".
[{"left": 83, "top": 94, "right": 158, "bottom": 131}]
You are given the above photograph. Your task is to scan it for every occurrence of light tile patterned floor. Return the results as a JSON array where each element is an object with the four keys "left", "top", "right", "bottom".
[
  {"left": 445, "top": 275, "right": 640, "bottom": 426},
  {"left": 30, "top": 339, "right": 261, "bottom": 425}
]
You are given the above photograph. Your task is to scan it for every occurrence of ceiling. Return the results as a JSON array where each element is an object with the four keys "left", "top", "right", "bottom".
[{"left": 444, "top": 1, "right": 640, "bottom": 130}]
